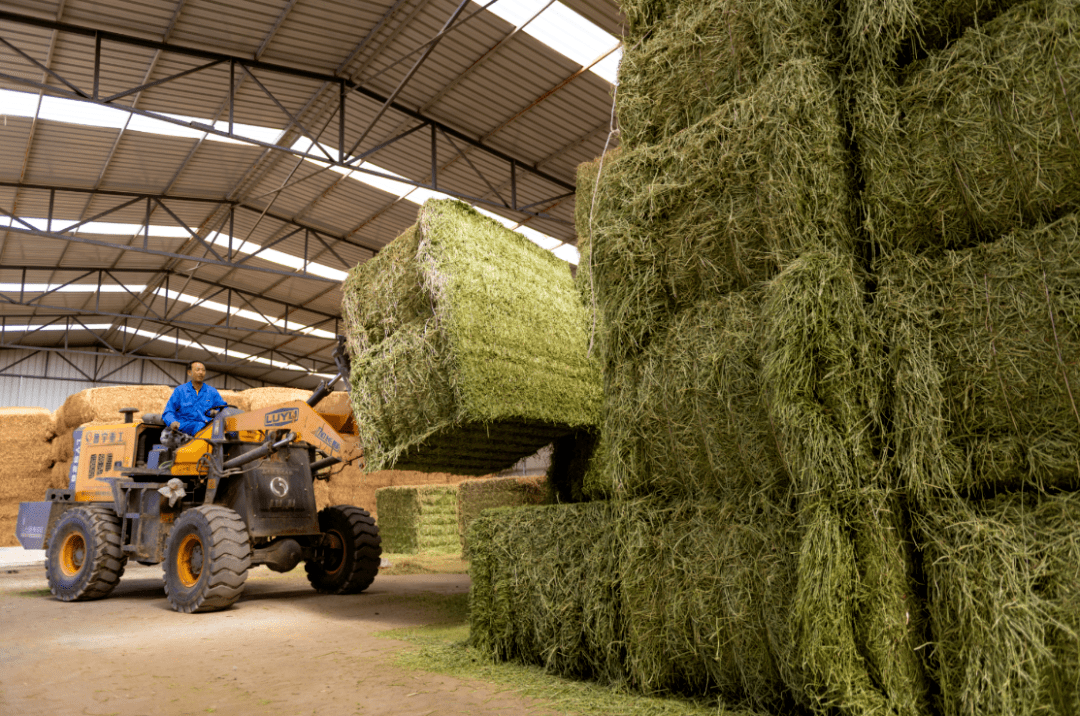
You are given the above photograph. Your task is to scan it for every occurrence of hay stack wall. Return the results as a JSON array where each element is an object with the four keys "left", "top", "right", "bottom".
[
  {"left": 469, "top": 496, "right": 924, "bottom": 714},
  {"left": 375, "top": 485, "right": 460, "bottom": 554},
  {"left": 341, "top": 198, "right": 601, "bottom": 476},
  {"left": 469, "top": 3, "right": 930, "bottom": 712},
  {"left": 0, "top": 408, "right": 58, "bottom": 546}
]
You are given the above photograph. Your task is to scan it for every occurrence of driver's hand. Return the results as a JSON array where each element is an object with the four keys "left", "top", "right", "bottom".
[{"left": 169, "top": 421, "right": 180, "bottom": 431}]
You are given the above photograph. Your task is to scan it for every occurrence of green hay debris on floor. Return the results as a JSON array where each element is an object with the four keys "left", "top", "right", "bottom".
[
  {"left": 456, "top": 475, "right": 550, "bottom": 555},
  {"left": 616, "top": 0, "right": 840, "bottom": 147},
  {"left": 855, "top": 0, "right": 1080, "bottom": 255},
  {"left": 375, "top": 485, "right": 460, "bottom": 554},
  {"left": 875, "top": 213, "right": 1080, "bottom": 500},
  {"left": 917, "top": 490, "right": 1080, "bottom": 716},
  {"left": 468, "top": 495, "right": 926, "bottom": 715},
  {"left": 341, "top": 199, "right": 601, "bottom": 475},
  {"left": 590, "top": 58, "right": 855, "bottom": 356}
]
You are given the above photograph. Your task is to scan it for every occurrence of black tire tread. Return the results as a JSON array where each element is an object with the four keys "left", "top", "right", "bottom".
[
  {"left": 305, "top": 505, "right": 381, "bottom": 595},
  {"left": 46, "top": 506, "right": 127, "bottom": 602},
  {"left": 166, "top": 505, "right": 251, "bottom": 613}
]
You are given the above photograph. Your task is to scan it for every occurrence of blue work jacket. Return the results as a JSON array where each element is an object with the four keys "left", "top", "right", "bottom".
[{"left": 162, "top": 381, "right": 224, "bottom": 436}]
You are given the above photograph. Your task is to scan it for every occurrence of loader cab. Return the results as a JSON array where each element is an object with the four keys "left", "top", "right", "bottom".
[{"left": 133, "top": 412, "right": 166, "bottom": 467}]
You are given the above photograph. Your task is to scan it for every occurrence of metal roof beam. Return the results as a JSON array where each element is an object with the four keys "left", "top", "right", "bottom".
[
  {"left": 0, "top": 266, "right": 341, "bottom": 322},
  {"left": 0, "top": 10, "right": 576, "bottom": 195}
]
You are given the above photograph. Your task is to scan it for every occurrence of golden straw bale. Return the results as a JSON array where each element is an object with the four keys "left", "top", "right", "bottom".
[
  {"left": 241, "top": 387, "right": 312, "bottom": 411},
  {"left": 54, "top": 385, "right": 173, "bottom": 431}
]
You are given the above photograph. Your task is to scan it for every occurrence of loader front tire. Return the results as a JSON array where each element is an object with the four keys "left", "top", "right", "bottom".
[
  {"left": 46, "top": 506, "right": 126, "bottom": 601},
  {"left": 305, "top": 505, "right": 381, "bottom": 594},
  {"left": 164, "top": 505, "right": 250, "bottom": 613}
]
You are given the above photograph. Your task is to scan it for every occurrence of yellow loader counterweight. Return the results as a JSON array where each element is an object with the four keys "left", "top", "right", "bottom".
[{"left": 15, "top": 337, "right": 381, "bottom": 613}]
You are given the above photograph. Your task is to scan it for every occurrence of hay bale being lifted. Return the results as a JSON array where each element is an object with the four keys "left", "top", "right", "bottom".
[
  {"left": 341, "top": 199, "right": 601, "bottom": 475},
  {"left": 617, "top": 0, "right": 840, "bottom": 146},
  {"left": 917, "top": 491, "right": 1080, "bottom": 716},
  {"left": 856, "top": 0, "right": 1080, "bottom": 255},
  {"left": 591, "top": 58, "right": 855, "bottom": 355},
  {"left": 875, "top": 213, "right": 1080, "bottom": 500},
  {"left": 375, "top": 485, "right": 460, "bottom": 554}
]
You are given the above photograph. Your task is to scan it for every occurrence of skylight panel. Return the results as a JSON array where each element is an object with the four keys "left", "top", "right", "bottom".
[
  {"left": 0, "top": 89, "right": 284, "bottom": 145},
  {"left": 290, "top": 140, "right": 577, "bottom": 264},
  {"left": 551, "top": 243, "right": 580, "bottom": 264},
  {"left": 0, "top": 284, "right": 147, "bottom": 293},
  {"left": 484, "top": 0, "right": 622, "bottom": 84}
]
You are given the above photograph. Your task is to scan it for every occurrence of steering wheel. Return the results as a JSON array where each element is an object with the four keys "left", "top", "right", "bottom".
[{"left": 204, "top": 404, "right": 230, "bottom": 418}]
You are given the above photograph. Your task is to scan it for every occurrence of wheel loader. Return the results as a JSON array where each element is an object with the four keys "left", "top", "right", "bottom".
[{"left": 14, "top": 339, "right": 381, "bottom": 613}]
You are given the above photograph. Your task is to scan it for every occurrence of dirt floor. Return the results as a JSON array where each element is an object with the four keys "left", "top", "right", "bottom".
[{"left": 0, "top": 563, "right": 558, "bottom": 716}]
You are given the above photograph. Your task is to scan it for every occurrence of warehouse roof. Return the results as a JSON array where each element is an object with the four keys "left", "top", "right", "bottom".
[{"left": 0, "top": 0, "right": 623, "bottom": 386}]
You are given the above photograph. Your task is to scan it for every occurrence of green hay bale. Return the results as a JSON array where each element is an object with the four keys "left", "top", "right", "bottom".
[
  {"left": 618, "top": 0, "right": 681, "bottom": 38},
  {"left": 622, "top": 289, "right": 791, "bottom": 504},
  {"left": 591, "top": 58, "right": 856, "bottom": 355},
  {"left": 600, "top": 250, "right": 884, "bottom": 503},
  {"left": 375, "top": 485, "right": 460, "bottom": 554},
  {"left": 456, "top": 475, "right": 550, "bottom": 555},
  {"left": 875, "top": 213, "right": 1080, "bottom": 501},
  {"left": 790, "top": 493, "right": 930, "bottom": 716},
  {"left": 342, "top": 199, "right": 602, "bottom": 475},
  {"left": 760, "top": 250, "right": 887, "bottom": 499},
  {"left": 467, "top": 502, "right": 621, "bottom": 677},
  {"left": 468, "top": 493, "right": 925, "bottom": 714},
  {"left": 617, "top": 498, "right": 801, "bottom": 708},
  {"left": 917, "top": 490, "right": 1080, "bottom": 716},
  {"left": 616, "top": 0, "right": 841, "bottom": 147},
  {"left": 844, "top": 0, "right": 1028, "bottom": 70},
  {"left": 855, "top": 0, "right": 1080, "bottom": 255}
]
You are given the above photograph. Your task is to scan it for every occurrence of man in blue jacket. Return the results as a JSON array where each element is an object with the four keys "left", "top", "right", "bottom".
[{"left": 162, "top": 360, "right": 224, "bottom": 436}]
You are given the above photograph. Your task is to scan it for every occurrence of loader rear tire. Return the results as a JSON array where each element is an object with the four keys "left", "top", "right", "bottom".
[
  {"left": 305, "top": 505, "right": 381, "bottom": 594},
  {"left": 164, "top": 505, "right": 250, "bottom": 613},
  {"left": 46, "top": 506, "right": 126, "bottom": 601}
]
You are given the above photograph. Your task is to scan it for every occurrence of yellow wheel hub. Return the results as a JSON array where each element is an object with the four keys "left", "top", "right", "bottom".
[
  {"left": 324, "top": 530, "right": 345, "bottom": 576},
  {"left": 60, "top": 532, "right": 86, "bottom": 577},
  {"left": 176, "top": 533, "right": 204, "bottom": 588}
]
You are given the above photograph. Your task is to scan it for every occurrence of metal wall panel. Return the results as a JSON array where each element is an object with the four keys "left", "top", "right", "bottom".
[{"left": 0, "top": 347, "right": 278, "bottom": 409}]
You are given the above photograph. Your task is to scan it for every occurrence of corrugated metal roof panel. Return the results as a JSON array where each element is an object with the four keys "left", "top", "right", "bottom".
[{"left": 0, "top": 0, "right": 621, "bottom": 379}]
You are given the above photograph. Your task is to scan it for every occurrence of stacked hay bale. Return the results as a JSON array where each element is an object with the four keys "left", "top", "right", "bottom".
[
  {"left": 0, "top": 408, "right": 57, "bottom": 546},
  {"left": 472, "top": 1, "right": 1080, "bottom": 713},
  {"left": 50, "top": 385, "right": 174, "bottom": 477},
  {"left": 456, "top": 476, "right": 549, "bottom": 554},
  {"left": 340, "top": 198, "right": 601, "bottom": 476},
  {"left": 856, "top": 2, "right": 1080, "bottom": 712},
  {"left": 472, "top": 2, "right": 931, "bottom": 714},
  {"left": 375, "top": 485, "right": 460, "bottom": 554},
  {"left": 240, "top": 386, "right": 310, "bottom": 411}
]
